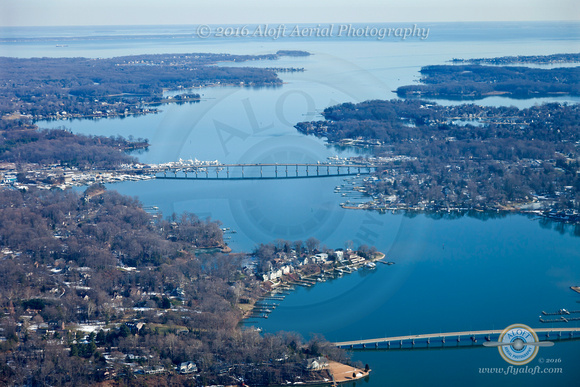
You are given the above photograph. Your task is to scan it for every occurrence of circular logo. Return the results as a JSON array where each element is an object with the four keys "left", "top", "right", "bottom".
[{"left": 497, "top": 324, "right": 540, "bottom": 365}]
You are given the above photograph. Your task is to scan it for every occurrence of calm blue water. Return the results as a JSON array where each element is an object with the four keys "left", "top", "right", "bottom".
[{"left": 4, "top": 22, "right": 580, "bottom": 385}]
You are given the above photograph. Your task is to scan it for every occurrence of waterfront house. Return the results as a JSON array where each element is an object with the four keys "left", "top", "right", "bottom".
[
  {"left": 349, "top": 255, "right": 365, "bottom": 265},
  {"left": 304, "top": 356, "right": 329, "bottom": 371},
  {"left": 262, "top": 269, "right": 283, "bottom": 281},
  {"left": 315, "top": 253, "right": 329, "bottom": 262}
]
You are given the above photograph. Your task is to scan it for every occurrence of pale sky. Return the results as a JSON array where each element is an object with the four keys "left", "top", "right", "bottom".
[{"left": 1, "top": 0, "right": 579, "bottom": 27}]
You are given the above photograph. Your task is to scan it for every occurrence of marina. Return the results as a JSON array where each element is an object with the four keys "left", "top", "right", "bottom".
[{"left": 244, "top": 253, "right": 391, "bottom": 320}]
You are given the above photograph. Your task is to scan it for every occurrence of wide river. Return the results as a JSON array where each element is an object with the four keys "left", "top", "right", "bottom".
[{"left": 5, "top": 21, "right": 580, "bottom": 385}]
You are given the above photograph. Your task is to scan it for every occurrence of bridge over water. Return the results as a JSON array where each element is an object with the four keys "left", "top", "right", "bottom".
[
  {"left": 151, "top": 163, "right": 379, "bottom": 180},
  {"left": 333, "top": 327, "right": 580, "bottom": 350}
]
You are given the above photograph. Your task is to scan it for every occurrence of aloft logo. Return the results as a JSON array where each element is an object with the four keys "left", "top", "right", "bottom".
[{"left": 483, "top": 324, "right": 554, "bottom": 365}]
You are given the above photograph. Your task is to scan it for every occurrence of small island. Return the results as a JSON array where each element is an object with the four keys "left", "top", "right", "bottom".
[{"left": 276, "top": 50, "right": 311, "bottom": 57}]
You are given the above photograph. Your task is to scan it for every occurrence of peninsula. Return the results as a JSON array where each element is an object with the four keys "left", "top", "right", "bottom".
[
  {"left": 294, "top": 53, "right": 580, "bottom": 221},
  {"left": 296, "top": 99, "right": 580, "bottom": 220},
  {"left": 396, "top": 64, "right": 580, "bottom": 99},
  {"left": 246, "top": 240, "right": 386, "bottom": 320},
  {"left": 450, "top": 52, "right": 580, "bottom": 65},
  {"left": 0, "top": 185, "right": 365, "bottom": 386},
  {"left": 0, "top": 51, "right": 309, "bottom": 121},
  {"left": 0, "top": 47, "right": 374, "bottom": 386}
]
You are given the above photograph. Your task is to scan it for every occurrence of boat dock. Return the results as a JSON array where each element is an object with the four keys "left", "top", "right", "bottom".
[
  {"left": 542, "top": 309, "right": 580, "bottom": 315},
  {"left": 540, "top": 316, "right": 580, "bottom": 323}
]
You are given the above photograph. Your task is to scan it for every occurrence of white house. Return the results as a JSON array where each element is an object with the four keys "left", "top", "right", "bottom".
[
  {"left": 304, "top": 356, "right": 329, "bottom": 371},
  {"left": 315, "top": 253, "right": 329, "bottom": 262},
  {"left": 262, "top": 269, "right": 283, "bottom": 281},
  {"left": 179, "top": 361, "right": 198, "bottom": 374}
]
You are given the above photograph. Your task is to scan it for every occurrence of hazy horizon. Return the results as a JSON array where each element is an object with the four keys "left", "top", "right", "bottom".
[{"left": 1, "top": 0, "right": 578, "bottom": 28}]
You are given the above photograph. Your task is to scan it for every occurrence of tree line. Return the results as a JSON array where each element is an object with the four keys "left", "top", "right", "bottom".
[
  {"left": 0, "top": 52, "right": 291, "bottom": 120},
  {"left": 451, "top": 52, "right": 580, "bottom": 65},
  {"left": 296, "top": 99, "right": 580, "bottom": 211},
  {"left": 0, "top": 120, "right": 146, "bottom": 169},
  {"left": 0, "top": 187, "right": 349, "bottom": 386},
  {"left": 396, "top": 64, "right": 580, "bottom": 99}
]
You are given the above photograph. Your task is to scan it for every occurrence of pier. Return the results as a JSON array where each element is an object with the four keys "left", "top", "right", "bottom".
[
  {"left": 540, "top": 316, "right": 580, "bottom": 323},
  {"left": 541, "top": 309, "right": 580, "bottom": 315},
  {"left": 539, "top": 309, "right": 580, "bottom": 323},
  {"left": 333, "top": 327, "right": 580, "bottom": 350}
]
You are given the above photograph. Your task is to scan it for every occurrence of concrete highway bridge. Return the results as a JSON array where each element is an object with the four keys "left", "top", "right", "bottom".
[{"left": 333, "top": 327, "right": 580, "bottom": 350}]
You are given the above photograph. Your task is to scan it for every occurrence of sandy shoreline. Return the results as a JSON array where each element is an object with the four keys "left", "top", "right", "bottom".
[{"left": 325, "top": 360, "right": 370, "bottom": 384}]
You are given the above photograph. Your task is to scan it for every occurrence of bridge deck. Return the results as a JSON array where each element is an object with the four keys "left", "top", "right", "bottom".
[
  {"left": 151, "top": 162, "right": 377, "bottom": 180},
  {"left": 333, "top": 327, "right": 580, "bottom": 348},
  {"left": 150, "top": 163, "right": 376, "bottom": 169},
  {"left": 156, "top": 172, "right": 365, "bottom": 180}
]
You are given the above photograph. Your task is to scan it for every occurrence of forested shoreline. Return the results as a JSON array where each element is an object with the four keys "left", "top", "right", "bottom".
[
  {"left": 0, "top": 51, "right": 308, "bottom": 121},
  {"left": 0, "top": 120, "right": 147, "bottom": 169},
  {"left": 296, "top": 99, "right": 580, "bottom": 215},
  {"left": 0, "top": 48, "right": 358, "bottom": 387},
  {"left": 450, "top": 53, "right": 580, "bottom": 65},
  {"left": 0, "top": 187, "right": 350, "bottom": 386},
  {"left": 396, "top": 64, "right": 580, "bottom": 99},
  {"left": 1, "top": 49, "right": 579, "bottom": 385}
]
